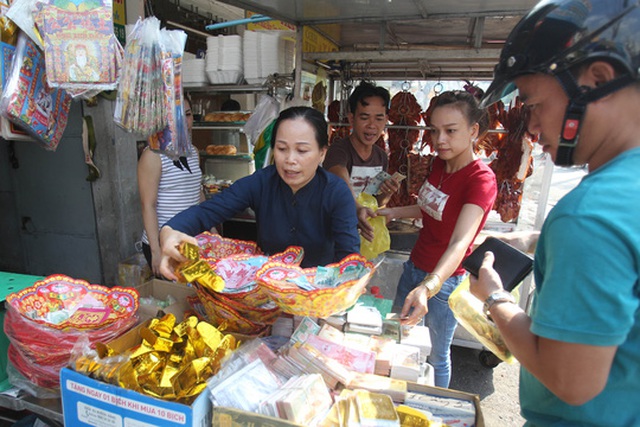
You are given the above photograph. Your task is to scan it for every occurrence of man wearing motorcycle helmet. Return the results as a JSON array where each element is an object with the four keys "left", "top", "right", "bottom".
[{"left": 470, "top": 0, "right": 640, "bottom": 425}]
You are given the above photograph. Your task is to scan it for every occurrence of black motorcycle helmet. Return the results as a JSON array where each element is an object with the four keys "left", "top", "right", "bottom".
[{"left": 481, "top": 0, "right": 640, "bottom": 166}]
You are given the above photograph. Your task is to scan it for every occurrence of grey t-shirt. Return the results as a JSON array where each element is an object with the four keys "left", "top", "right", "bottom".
[{"left": 323, "top": 137, "right": 389, "bottom": 195}]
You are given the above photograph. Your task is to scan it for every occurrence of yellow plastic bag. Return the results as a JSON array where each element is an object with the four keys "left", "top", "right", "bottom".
[
  {"left": 356, "top": 193, "right": 390, "bottom": 260},
  {"left": 448, "top": 277, "right": 516, "bottom": 363}
]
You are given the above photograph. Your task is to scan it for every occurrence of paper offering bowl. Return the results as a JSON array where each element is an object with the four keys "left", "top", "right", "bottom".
[{"left": 256, "top": 254, "right": 375, "bottom": 318}]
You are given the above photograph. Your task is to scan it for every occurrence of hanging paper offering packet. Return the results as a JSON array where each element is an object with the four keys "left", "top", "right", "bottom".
[
  {"left": 0, "top": 41, "right": 31, "bottom": 141},
  {"left": 34, "top": 0, "right": 123, "bottom": 96},
  {"left": 0, "top": 32, "right": 72, "bottom": 150},
  {"left": 114, "top": 17, "right": 166, "bottom": 136},
  {"left": 147, "top": 27, "right": 190, "bottom": 158}
]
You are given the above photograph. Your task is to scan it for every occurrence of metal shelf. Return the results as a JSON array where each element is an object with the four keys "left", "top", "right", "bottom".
[
  {"left": 184, "top": 84, "right": 268, "bottom": 94},
  {"left": 193, "top": 124, "right": 245, "bottom": 130},
  {"left": 329, "top": 122, "right": 509, "bottom": 133},
  {"left": 0, "top": 392, "right": 63, "bottom": 426}
]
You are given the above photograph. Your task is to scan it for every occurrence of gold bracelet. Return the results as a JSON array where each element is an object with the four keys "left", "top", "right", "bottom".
[{"left": 420, "top": 273, "right": 442, "bottom": 299}]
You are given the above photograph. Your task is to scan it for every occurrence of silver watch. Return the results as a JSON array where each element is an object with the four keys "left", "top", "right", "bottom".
[{"left": 483, "top": 291, "right": 516, "bottom": 315}]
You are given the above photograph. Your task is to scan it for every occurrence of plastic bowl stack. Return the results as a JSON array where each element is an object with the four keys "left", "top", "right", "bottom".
[
  {"left": 206, "top": 35, "right": 243, "bottom": 84},
  {"left": 182, "top": 58, "right": 207, "bottom": 87},
  {"left": 243, "top": 30, "right": 283, "bottom": 85}
]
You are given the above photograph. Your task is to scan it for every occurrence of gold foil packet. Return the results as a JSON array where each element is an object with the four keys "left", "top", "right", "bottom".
[
  {"left": 174, "top": 243, "right": 225, "bottom": 292},
  {"left": 148, "top": 313, "right": 176, "bottom": 338},
  {"left": 75, "top": 315, "right": 239, "bottom": 404},
  {"left": 179, "top": 242, "right": 200, "bottom": 262}
]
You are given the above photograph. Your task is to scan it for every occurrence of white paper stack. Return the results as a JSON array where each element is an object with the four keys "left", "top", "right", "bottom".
[
  {"left": 347, "top": 372, "right": 408, "bottom": 403},
  {"left": 400, "top": 325, "right": 432, "bottom": 360},
  {"left": 260, "top": 374, "right": 333, "bottom": 425},
  {"left": 304, "top": 334, "right": 376, "bottom": 374},
  {"left": 182, "top": 58, "right": 207, "bottom": 87},
  {"left": 346, "top": 305, "right": 383, "bottom": 335},
  {"left": 404, "top": 392, "right": 476, "bottom": 427},
  {"left": 283, "top": 342, "right": 355, "bottom": 388},
  {"left": 390, "top": 343, "right": 422, "bottom": 382},
  {"left": 206, "top": 35, "right": 243, "bottom": 84}
]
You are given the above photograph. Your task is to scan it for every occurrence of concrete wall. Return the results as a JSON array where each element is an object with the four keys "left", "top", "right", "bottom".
[
  {"left": 85, "top": 98, "right": 143, "bottom": 285},
  {"left": 0, "top": 141, "right": 26, "bottom": 273}
]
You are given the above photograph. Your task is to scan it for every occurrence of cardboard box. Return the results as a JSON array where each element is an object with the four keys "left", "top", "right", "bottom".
[
  {"left": 212, "top": 406, "right": 302, "bottom": 427},
  {"left": 136, "top": 279, "right": 197, "bottom": 321},
  {"left": 61, "top": 368, "right": 211, "bottom": 427},
  {"left": 406, "top": 382, "right": 485, "bottom": 427},
  {"left": 211, "top": 381, "right": 484, "bottom": 427},
  {"left": 61, "top": 279, "right": 213, "bottom": 427}
]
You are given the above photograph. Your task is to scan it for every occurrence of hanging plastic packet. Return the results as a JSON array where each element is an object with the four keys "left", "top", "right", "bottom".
[
  {"left": 356, "top": 192, "right": 391, "bottom": 260},
  {"left": 114, "top": 17, "right": 166, "bottom": 136},
  {"left": 0, "top": 32, "right": 72, "bottom": 150},
  {"left": 245, "top": 94, "right": 280, "bottom": 147},
  {"left": 33, "top": 0, "right": 124, "bottom": 98},
  {"left": 5, "top": 0, "right": 44, "bottom": 49},
  {"left": 0, "top": 41, "right": 32, "bottom": 141},
  {"left": 0, "top": 0, "right": 18, "bottom": 44},
  {"left": 147, "top": 27, "right": 189, "bottom": 158}
]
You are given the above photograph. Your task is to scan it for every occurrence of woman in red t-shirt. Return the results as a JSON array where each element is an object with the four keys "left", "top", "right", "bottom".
[{"left": 377, "top": 90, "right": 497, "bottom": 387}]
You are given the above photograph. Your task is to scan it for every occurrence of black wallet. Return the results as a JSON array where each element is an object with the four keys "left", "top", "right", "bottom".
[{"left": 463, "top": 237, "right": 534, "bottom": 292}]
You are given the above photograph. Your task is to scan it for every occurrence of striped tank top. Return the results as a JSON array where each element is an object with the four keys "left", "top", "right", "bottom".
[{"left": 141, "top": 145, "right": 202, "bottom": 244}]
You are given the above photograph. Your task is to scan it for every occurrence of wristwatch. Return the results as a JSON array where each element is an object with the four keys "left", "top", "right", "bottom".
[{"left": 483, "top": 291, "right": 516, "bottom": 316}]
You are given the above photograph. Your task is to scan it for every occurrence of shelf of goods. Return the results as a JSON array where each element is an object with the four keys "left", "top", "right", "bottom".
[
  {"left": 186, "top": 84, "right": 265, "bottom": 159},
  {"left": 185, "top": 84, "right": 268, "bottom": 95}
]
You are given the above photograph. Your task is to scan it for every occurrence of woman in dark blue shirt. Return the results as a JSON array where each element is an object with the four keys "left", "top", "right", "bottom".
[{"left": 158, "top": 106, "right": 360, "bottom": 277}]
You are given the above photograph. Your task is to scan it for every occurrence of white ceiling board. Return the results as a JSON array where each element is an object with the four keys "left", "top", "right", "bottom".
[
  {"left": 175, "top": 0, "right": 540, "bottom": 80},
  {"left": 194, "top": 0, "right": 537, "bottom": 24}
]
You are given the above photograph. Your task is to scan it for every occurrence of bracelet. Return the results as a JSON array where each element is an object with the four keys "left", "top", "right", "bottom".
[{"left": 420, "top": 273, "right": 442, "bottom": 299}]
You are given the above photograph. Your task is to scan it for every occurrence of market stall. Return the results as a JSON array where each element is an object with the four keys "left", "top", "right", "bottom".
[{"left": 0, "top": 0, "right": 554, "bottom": 425}]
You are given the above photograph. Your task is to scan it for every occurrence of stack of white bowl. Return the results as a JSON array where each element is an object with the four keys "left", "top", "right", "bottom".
[
  {"left": 243, "top": 31, "right": 290, "bottom": 85},
  {"left": 182, "top": 58, "right": 207, "bottom": 87},
  {"left": 206, "top": 35, "right": 243, "bottom": 84},
  {"left": 282, "top": 38, "right": 295, "bottom": 75},
  {"left": 242, "top": 30, "right": 261, "bottom": 84}
]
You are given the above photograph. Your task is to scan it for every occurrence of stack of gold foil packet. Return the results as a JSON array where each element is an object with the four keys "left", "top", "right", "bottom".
[
  {"left": 175, "top": 242, "right": 225, "bottom": 293},
  {"left": 74, "top": 313, "right": 239, "bottom": 403}
]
